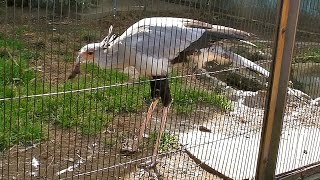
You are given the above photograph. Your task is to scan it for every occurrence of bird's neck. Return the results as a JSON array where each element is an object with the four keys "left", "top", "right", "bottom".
[{"left": 94, "top": 47, "right": 127, "bottom": 69}]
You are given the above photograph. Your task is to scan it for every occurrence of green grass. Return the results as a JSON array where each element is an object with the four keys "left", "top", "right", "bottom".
[
  {"left": 14, "top": 26, "right": 30, "bottom": 36},
  {"left": 171, "top": 78, "right": 232, "bottom": 114},
  {"left": 104, "top": 138, "right": 117, "bottom": 148},
  {"left": 296, "top": 48, "right": 320, "bottom": 63},
  {"left": 0, "top": 31, "right": 232, "bottom": 151}
]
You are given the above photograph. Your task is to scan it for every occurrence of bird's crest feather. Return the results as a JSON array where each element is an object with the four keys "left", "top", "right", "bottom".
[{"left": 100, "top": 25, "right": 115, "bottom": 48}]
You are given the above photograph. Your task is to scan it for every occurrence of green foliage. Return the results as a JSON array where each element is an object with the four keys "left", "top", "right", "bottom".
[
  {"left": 0, "top": 57, "right": 35, "bottom": 86},
  {"left": 0, "top": 61, "right": 35, "bottom": 98},
  {"left": 104, "top": 138, "right": 117, "bottom": 148},
  {"left": 0, "top": 100, "right": 47, "bottom": 151},
  {"left": 0, "top": 33, "right": 23, "bottom": 50},
  {"left": 151, "top": 131, "right": 179, "bottom": 153},
  {"left": 296, "top": 48, "right": 320, "bottom": 63},
  {"left": 15, "top": 26, "right": 30, "bottom": 36},
  {"left": 0, "top": 34, "right": 36, "bottom": 98},
  {"left": 170, "top": 78, "right": 232, "bottom": 115}
]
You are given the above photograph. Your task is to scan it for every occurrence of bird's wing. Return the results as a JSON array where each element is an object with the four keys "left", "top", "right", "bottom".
[
  {"left": 207, "top": 46, "right": 270, "bottom": 77},
  {"left": 184, "top": 19, "right": 253, "bottom": 41},
  {"left": 182, "top": 19, "right": 254, "bottom": 52},
  {"left": 118, "top": 17, "right": 253, "bottom": 60},
  {"left": 117, "top": 18, "right": 202, "bottom": 60}
]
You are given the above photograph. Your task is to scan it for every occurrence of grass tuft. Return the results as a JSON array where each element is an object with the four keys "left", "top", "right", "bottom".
[
  {"left": 170, "top": 78, "right": 232, "bottom": 115},
  {"left": 151, "top": 131, "right": 179, "bottom": 153},
  {"left": 296, "top": 48, "right": 320, "bottom": 63}
]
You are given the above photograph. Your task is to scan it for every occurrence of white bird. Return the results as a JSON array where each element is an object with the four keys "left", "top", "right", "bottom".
[{"left": 68, "top": 17, "right": 258, "bottom": 168}]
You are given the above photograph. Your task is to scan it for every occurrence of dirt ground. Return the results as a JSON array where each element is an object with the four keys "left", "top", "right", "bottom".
[{"left": 0, "top": 105, "right": 225, "bottom": 179}]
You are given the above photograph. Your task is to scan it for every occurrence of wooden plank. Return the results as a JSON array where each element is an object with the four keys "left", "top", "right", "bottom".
[
  {"left": 255, "top": 0, "right": 301, "bottom": 179},
  {"left": 276, "top": 162, "right": 320, "bottom": 180}
]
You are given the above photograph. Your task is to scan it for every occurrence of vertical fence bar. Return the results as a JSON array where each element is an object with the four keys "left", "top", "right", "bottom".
[{"left": 255, "top": 0, "right": 301, "bottom": 179}]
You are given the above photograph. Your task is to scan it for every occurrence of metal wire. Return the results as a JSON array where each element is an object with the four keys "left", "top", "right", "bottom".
[{"left": 0, "top": 0, "right": 319, "bottom": 179}]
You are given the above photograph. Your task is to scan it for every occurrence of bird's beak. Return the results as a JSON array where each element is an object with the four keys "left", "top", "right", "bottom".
[{"left": 68, "top": 55, "right": 82, "bottom": 79}]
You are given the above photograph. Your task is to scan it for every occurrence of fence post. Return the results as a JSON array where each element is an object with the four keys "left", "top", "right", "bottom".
[{"left": 255, "top": 0, "right": 301, "bottom": 179}]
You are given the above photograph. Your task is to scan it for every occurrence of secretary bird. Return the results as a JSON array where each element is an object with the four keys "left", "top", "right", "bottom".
[{"left": 68, "top": 17, "right": 262, "bottom": 168}]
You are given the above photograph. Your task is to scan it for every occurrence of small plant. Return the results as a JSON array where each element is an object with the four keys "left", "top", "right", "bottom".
[
  {"left": 296, "top": 48, "right": 320, "bottom": 63},
  {"left": 151, "top": 131, "right": 179, "bottom": 153},
  {"left": 104, "top": 138, "right": 117, "bottom": 148},
  {"left": 22, "top": 51, "right": 41, "bottom": 61},
  {"left": 15, "top": 26, "right": 30, "bottom": 36},
  {"left": 64, "top": 52, "right": 75, "bottom": 62},
  {"left": 51, "top": 36, "right": 66, "bottom": 43},
  {"left": 32, "top": 41, "right": 46, "bottom": 50}
]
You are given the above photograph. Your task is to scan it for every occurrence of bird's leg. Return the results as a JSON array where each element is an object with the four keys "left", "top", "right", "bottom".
[
  {"left": 121, "top": 98, "right": 159, "bottom": 153},
  {"left": 140, "top": 76, "right": 172, "bottom": 169},
  {"left": 134, "top": 98, "right": 160, "bottom": 150},
  {"left": 140, "top": 104, "right": 171, "bottom": 169}
]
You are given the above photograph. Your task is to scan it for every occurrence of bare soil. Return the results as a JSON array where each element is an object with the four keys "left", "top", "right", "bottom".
[{"left": 0, "top": 105, "right": 225, "bottom": 179}]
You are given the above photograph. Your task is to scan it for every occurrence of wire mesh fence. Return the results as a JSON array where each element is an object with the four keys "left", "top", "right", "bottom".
[
  {"left": 274, "top": 0, "right": 320, "bottom": 178},
  {"left": 0, "top": 0, "right": 319, "bottom": 179}
]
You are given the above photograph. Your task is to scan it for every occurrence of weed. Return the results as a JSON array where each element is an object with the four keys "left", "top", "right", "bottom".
[
  {"left": 15, "top": 26, "right": 30, "bottom": 36},
  {"left": 32, "top": 41, "right": 46, "bottom": 50},
  {"left": 51, "top": 36, "right": 65, "bottom": 43},
  {"left": 104, "top": 138, "right": 117, "bottom": 148},
  {"left": 22, "top": 51, "right": 41, "bottom": 61},
  {"left": 0, "top": 33, "right": 23, "bottom": 50},
  {"left": 0, "top": 56, "right": 36, "bottom": 91},
  {"left": 0, "top": 99, "right": 48, "bottom": 151},
  {"left": 254, "top": 41, "right": 267, "bottom": 50},
  {"left": 63, "top": 51, "right": 75, "bottom": 62},
  {"left": 150, "top": 131, "right": 179, "bottom": 153},
  {"left": 296, "top": 48, "right": 320, "bottom": 63},
  {"left": 0, "top": 47, "right": 12, "bottom": 58}
]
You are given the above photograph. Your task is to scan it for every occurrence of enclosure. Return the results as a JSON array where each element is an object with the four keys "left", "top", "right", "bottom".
[{"left": 0, "top": 0, "right": 320, "bottom": 179}]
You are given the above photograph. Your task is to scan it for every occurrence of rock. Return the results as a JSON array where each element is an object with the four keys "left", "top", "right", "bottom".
[
  {"left": 287, "top": 88, "right": 312, "bottom": 105},
  {"left": 198, "top": 126, "right": 212, "bottom": 133},
  {"left": 243, "top": 90, "right": 267, "bottom": 108},
  {"left": 66, "top": 158, "right": 75, "bottom": 162},
  {"left": 229, "top": 45, "right": 273, "bottom": 61},
  {"left": 224, "top": 86, "right": 239, "bottom": 101},
  {"left": 290, "top": 63, "right": 320, "bottom": 99},
  {"left": 195, "top": 68, "right": 228, "bottom": 90},
  {"left": 212, "top": 68, "right": 267, "bottom": 91},
  {"left": 311, "top": 97, "right": 320, "bottom": 106}
]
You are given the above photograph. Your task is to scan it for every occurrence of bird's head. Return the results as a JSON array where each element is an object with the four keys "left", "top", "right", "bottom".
[
  {"left": 76, "top": 43, "right": 102, "bottom": 64},
  {"left": 68, "top": 25, "right": 117, "bottom": 79},
  {"left": 67, "top": 43, "right": 102, "bottom": 79}
]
